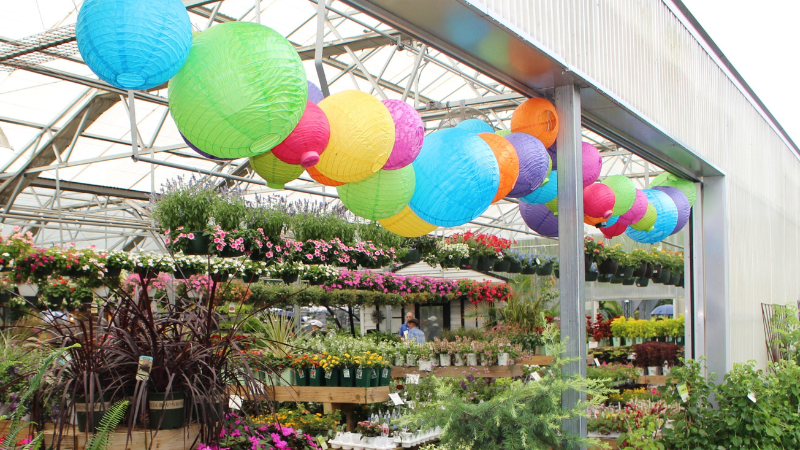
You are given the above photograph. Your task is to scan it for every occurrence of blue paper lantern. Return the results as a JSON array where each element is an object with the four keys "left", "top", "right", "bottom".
[
  {"left": 505, "top": 133, "right": 550, "bottom": 198},
  {"left": 520, "top": 170, "right": 557, "bottom": 205},
  {"left": 409, "top": 128, "right": 499, "bottom": 227},
  {"left": 654, "top": 186, "right": 691, "bottom": 235},
  {"left": 626, "top": 189, "right": 678, "bottom": 244},
  {"left": 455, "top": 119, "right": 494, "bottom": 134},
  {"left": 76, "top": 0, "right": 192, "bottom": 90}
]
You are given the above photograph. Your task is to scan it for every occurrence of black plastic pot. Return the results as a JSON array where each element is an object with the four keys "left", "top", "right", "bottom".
[
  {"left": 477, "top": 256, "right": 497, "bottom": 271},
  {"left": 622, "top": 277, "right": 636, "bottom": 286},
  {"left": 678, "top": 274, "right": 685, "bottom": 287},
  {"left": 554, "top": 269, "right": 559, "bottom": 278},
  {"left": 508, "top": 261, "right": 522, "bottom": 273},
  {"left": 610, "top": 274, "right": 624, "bottom": 284},
  {"left": 586, "top": 272, "right": 599, "bottom": 282},
  {"left": 76, "top": 392, "right": 112, "bottom": 432},
  {"left": 621, "top": 266, "right": 635, "bottom": 279},
  {"left": 241, "top": 272, "right": 261, "bottom": 284},
  {"left": 106, "top": 266, "right": 122, "bottom": 278},
  {"left": 643, "top": 263, "right": 654, "bottom": 278},
  {"left": 493, "top": 259, "right": 511, "bottom": 272},
  {"left": 281, "top": 273, "right": 299, "bottom": 284},
  {"left": 650, "top": 264, "right": 663, "bottom": 280},
  {"left": 185, "top": 232, "right": 211, "bottom": 256},
  {"left": 536, "top": 262, "right": 554, "bottom": 276},
  {"left": 584, "top": 254, "right": 592, "bottom": 273},
  {"left": 220, "top": 247, "right": 244, "bottom": 258},
  {"left": 597, "top": 258, "right": 619, "bottom": 275},
  {"left": 148, "top": 391, "right": 185, "bottom": 430},
  {"left": 636, "top": 277, "right": 650, "bottom": 287},
  {"left": 655, "top": 269, "right": 671, "bottom": 284},
  {"left": 597, "top": 274, "right": 612, "bottom": 283},
  {"left": 173, "top": 266, "right": 196, "bottom": 280},
  {"left": 631, "top": 262, "right": 647, "bottom": 278},
  {"left": 441, "top": 256, "right": 462, "bottom": 269},
  {"left": 400, "top": 249, "right": 421, "bottom": 264},
  {"left": 521, "top": 266, "right": 536, "bottom": 275},
  {"left": 670, "top": 272, "right": 681, "bottom": 285}
]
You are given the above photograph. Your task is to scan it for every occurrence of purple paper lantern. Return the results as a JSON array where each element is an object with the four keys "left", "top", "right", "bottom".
[
  {"left": 617, "top": 189, "right": 648, "bottom": 226},
  {"left": 547, "top": 142, "right": 557, "bottom": 170},
  {"left": 582, "top": 142, "right": 602, "bottom": 187},
  {"left": 654, "top": 186, "right": 690, "bottom": 234},
  {"left": 505, "top": 133, "right": 550, "bottom": 198},
  {"left": 182, "top": 133, "right": 233, "bottom": 161},
  {"left": 381, "top": 99, "right": 425, "bottom": 170},
  {"left": 584, "top": 183, "right": 615, "bottom": 220},
  {"left": 520, "top": 201, "right": 558, "bottom": 238},
  {"left": 308, "top": 81, "right": 324, "bottom": 104}
]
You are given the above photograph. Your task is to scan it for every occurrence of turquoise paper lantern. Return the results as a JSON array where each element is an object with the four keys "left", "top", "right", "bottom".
[
  {"left": 456, "top": 119, "right": 494, "bottom": 134},
  {"left": 410, "top": 128, "right": 499, "bottom": 227},
  {"left": 76, "top": 0, "right": 192, "bottom": 90},
  {"left": 626, "top": 189, "right": 679, "bottom": 244},
  {"left": 520, "top": 170, "right": 557, "bottom": 205}
]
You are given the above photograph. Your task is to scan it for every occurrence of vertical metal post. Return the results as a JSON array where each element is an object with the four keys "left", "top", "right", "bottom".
[
  {"left": 701, "top": 175, "right": 729, "bottom": 380},
  {"left": 555, "top": 84, "right": 587, "bottom": 448},
  {"left": 128, "top": 90, "right": 139, "bottom": 161},
  {"left": 314, "top": 0, "right": 331, "bottom": 97},
  {"left": 254, "top": 0, "right": 260, "bottom": 24}
]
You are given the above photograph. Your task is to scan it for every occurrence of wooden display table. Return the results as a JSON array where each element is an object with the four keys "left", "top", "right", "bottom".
[
  {"left": 231, "top": 384, "right": 390, "bottom": 432},
  {"left": 42, "top": 424, "right": 201, "bottom": 450},
  {"left": 391, "top": 365, "right": 524, "bottom": 378},
  {"left": 517, "top": 355, "right": 555, "bottom": 365}
]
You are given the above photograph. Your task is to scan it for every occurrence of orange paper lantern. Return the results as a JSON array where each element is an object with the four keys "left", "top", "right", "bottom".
[
  {"left": 511, "top": 98, "right": 559, "bottom": 147},
  {"left": 584, "top": 215, "right": 605, "bottom": 226},
  {"left": 307, "top": 166, "right": 344, "bottom": 187},
  {"left": 478, "top": 133, "right": 520, "bottom": 203}
]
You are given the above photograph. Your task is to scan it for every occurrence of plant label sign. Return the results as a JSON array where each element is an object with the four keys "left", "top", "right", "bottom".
[
  {"left": 588, "top": 341, "right": 599, "bottom": 349},
  {"left": 316, "top": 436, "right": 329, "bottom": 449},
  {"left": 418, "top": 360, "right": 432, "bottom": 371},
  {"left": 343, "top": 368, "right": 351, "bottom": 378},
  {"left": 531, "top": 372, "right": 542, "bottom": 382},
  {"left": 136, "top": 355, "right": 153, "bottom": 381},
  {"left": 748, "top": 390, "right": 757, "bottom": 403},
  {"left": 594, "top": 358, "right": 601, "bottom": 367},
  {"left": 677, "top": 383, "right": 690, "bottom": 402},
  {"left": 388, "top": 393, "right": 405, "bottom": 406},
  {"left": 405, "top": 374, "right": 420, "bottom": 385}
]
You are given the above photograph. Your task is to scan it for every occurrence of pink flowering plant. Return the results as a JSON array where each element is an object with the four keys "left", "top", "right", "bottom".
[
  {"left": 355, "top": 420, "right": 388, "bottom": 437},
  {"left": 327, "top": 270, "right": 458, "bottom": 297},
  {"left": 0, "top": 226, "right": 34, "bottom": 261},
  {"left": 201, "top": 412, "right": 319, "bottom": 450},
  {"left": 12, "top": 248, "right": 56, "bottom": 282}
]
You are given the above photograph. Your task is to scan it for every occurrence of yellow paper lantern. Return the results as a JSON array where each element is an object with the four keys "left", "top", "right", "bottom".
[
  {"left": 316, "top": 91, "right": 395, "bottom": 183},
  {"left": 379, "top": 205, "right": 437, "bottom": 237},
  {"left": 250, "top": 151, "right": 304, "bottom": 189}
]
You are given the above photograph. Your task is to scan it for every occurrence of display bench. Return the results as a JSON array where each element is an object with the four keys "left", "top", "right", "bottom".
[
  {"left": 41, "top": 424, "right": 201, "bottom": 450},
  {"left": 637, "top": 375, "right": 668, "bottom": 385},
  {"left": 391, "top": 365, "right": 524, "bottom": 378},
  {"left": 230, "top": 384, "right": 390, "bottom": 432}
]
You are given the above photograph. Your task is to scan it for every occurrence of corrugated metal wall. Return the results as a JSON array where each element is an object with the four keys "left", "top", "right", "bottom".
[{"left": 478, "top": 0, "right": 800, "bottom": 364}]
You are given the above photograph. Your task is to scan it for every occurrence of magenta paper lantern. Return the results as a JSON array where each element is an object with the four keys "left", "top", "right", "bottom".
[
  {"left": 584, "top": 183, "right": 615, "bottom": 220},
  {"left": 505, "top": 133, "right": 550, "bottom": 198},
  {"left": 381, "top": 99, "right": 425, "bottom": 170},
  {"left": 182, "top": 133, "right": 233, "bottom": 161},
  {"left": 582, "top": 142, "right": 602, "bottom": 187},
  {"left": 520, "top": 201, "right": 558, "bottom": 238},
  {"left": 617, "top": 189, "right": 648, "bottom": 226},
  {"left": 308, "top": 81, "right": 324, "bottom": 104},
  {"left": 654, "top": 186, "right": 691, "bottom": 234},
  {"left": 601, "top": 222, "right": 627, "bottom": 239},
  {"left": 271, "top": 101, "right": 330, "bottom": 168}
]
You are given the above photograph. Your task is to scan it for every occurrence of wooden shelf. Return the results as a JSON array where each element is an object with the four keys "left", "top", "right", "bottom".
[
  {"left": 637, "top": 375, "right": 668, "bottom": 385},
  {"left": 42, "top": 424, "right": 200, "bottom": 450},
  {"left": 516, "top": 355, "right": 554, "bottom": 365},
  {"left": 391, "top": 365, "right": 524, "bottom": 378},
  {"left": 230, "top": 384, "right": 391, "bottom": 404}
]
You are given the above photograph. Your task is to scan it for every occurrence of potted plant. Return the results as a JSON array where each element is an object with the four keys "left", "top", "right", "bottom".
[
  {"left": 152, "top": 177, "right": 219, "bottom": 255},
  {"left": 239, "top": 260, "right": 270, "bottom": 284},
  {"left": 610, "top": 316, "right": 627, "bottom": 347},
  {"left": 355, "top": 420, "right": 387, "bottom": 447},
  {"left": 520, "top": 253, "right": 537, "bottom": 275},
  {"left": 38, "top": 276, "right": 79, "bottom": 311},
  {"left": 301, "top": 264, "right": 339, "bottom": 286},
  {"left": 504, "top": 250, "right": 523, "bottom": 273},
  {"left": 173, "top": 254, "right": 206, "bottom": 280},
  {"left": 536, "top": 255, "right": 555, "bottom": 275},
  {"left": 586, "top": 263, "right": 599, "bottom": 281},
  {"left": 268, "top": 261, "right": 308, "bottom": 284},
  {"left": 288, "top": 354, "right": 312, "bottom": 386}
]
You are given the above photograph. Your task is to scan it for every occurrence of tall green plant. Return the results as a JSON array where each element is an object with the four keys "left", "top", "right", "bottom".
[
  {"left": 85, "top": 401, "right": 129, "bottom": 450},
  {"left": 151, "top": 176, "right": 217, "bottom": 233},
  {"left": 398, "top": 327, "right": 610, "bottom": 449},
  {"left": 495, "top": 276, "right": 558, "bottom": 331},
  {"left": 357, "top": 222, "right": 404, "bottom": 249}
]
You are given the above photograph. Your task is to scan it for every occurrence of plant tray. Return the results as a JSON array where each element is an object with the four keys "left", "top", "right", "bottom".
[{"left": 42, "top": 424, "right": 200, "bottom": 450}]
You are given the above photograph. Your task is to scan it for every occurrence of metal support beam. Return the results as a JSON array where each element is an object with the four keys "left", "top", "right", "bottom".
[
  {"left": 701, "top": 176, "right": 730, "bottom": 379},
  {"left": 555, "top": 84, "right": 586, "bottom": 448}
]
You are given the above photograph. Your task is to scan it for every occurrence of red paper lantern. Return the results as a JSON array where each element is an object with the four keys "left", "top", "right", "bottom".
[{"left": 271, "top": 101, "right": 330, "bottom": 168}]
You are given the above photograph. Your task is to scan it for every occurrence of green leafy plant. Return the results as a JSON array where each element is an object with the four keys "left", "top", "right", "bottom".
[{"left": 84, "top": 401, "right": 129, "bottom": 450}]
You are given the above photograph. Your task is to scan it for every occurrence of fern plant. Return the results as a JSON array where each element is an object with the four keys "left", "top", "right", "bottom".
[{"left": 84, "top": 401, "right": 129, "bottom": 450}]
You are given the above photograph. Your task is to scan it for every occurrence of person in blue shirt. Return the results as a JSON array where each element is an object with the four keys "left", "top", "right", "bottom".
[
  {"left": 405, "top": 318, "right": 425, "bottom": 344},
  {"left": 398, "top": 311, "right": 414, "bottom": 338}
]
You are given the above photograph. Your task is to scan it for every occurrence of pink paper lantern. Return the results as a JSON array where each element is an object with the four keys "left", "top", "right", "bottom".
[
  {"left": 381, "top": 99, "right": 424, "bottom": 170},
  {"left": 584, "top": 183, "right": 615, "bottom": 220},
  {"left": 271, "top": 101, "right": 330, "bottom": 168},
  {"left": 617, "top": 189, "right": 648, "bottom": 226},
  {"left": 520, "top": 201, "right": 558, "bottom": 238},
  {"left": 582, "top": 142, "right": 602, "bottom": 187}
]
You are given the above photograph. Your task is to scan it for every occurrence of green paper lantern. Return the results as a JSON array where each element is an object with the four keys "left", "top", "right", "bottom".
[
  {"left": 631, "top": 202, "right": 657, "bottom": 232},
  {"left": 250, "top": 151, "right": 304, "bottom": 189},
  {"left": 651, "top": 173, "right": 697, "bottom": 207},
  {"left": 545, "top": 197, "right": 558, "bottom": 216},
  {"left": 495, "top": 129, "right": 511, "bottom": 137},
  {"left": 602, "top": 175, "right": 637, "bottom": 216},
  {"left": 337, "top": 166, "right": 416, "bottom": 220},
  {"left": 169, "top": 22, "right": 307, "bottom": 159}
]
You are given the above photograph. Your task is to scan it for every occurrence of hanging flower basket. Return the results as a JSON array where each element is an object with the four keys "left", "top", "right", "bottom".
[
  {"left": 400, "top": 249, "right": 421, "bottom": 264},
  {"left": 636, "top": 277, "right": 650, "bottom": 287},
  {"left": 622, "top": 277, "right": 636, "bottom": 286},
  {"left": 586, "top": 272, "right": 599, "bottom": 282},
  {"left": 508, "top": 260, "right": 522, "bottom": 273},
  {"left": 597, "top": 258, "right": 619, "bottom": 275},
  {"left": 185, "top": 232, "right": 211, "bottom": 256},
  {"left": 536, "top": 262, "right": 554, "bottom": 276},
  {"left": 631, "top": 262, "right": 647, "bottom": 277},
  {"left": 597, "top": 274, "right": 612, "bottom": 283}
]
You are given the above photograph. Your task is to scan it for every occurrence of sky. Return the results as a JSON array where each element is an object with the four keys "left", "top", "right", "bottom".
[{"left": 682, "top": 0, "right": 800, "bottom": 146}]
